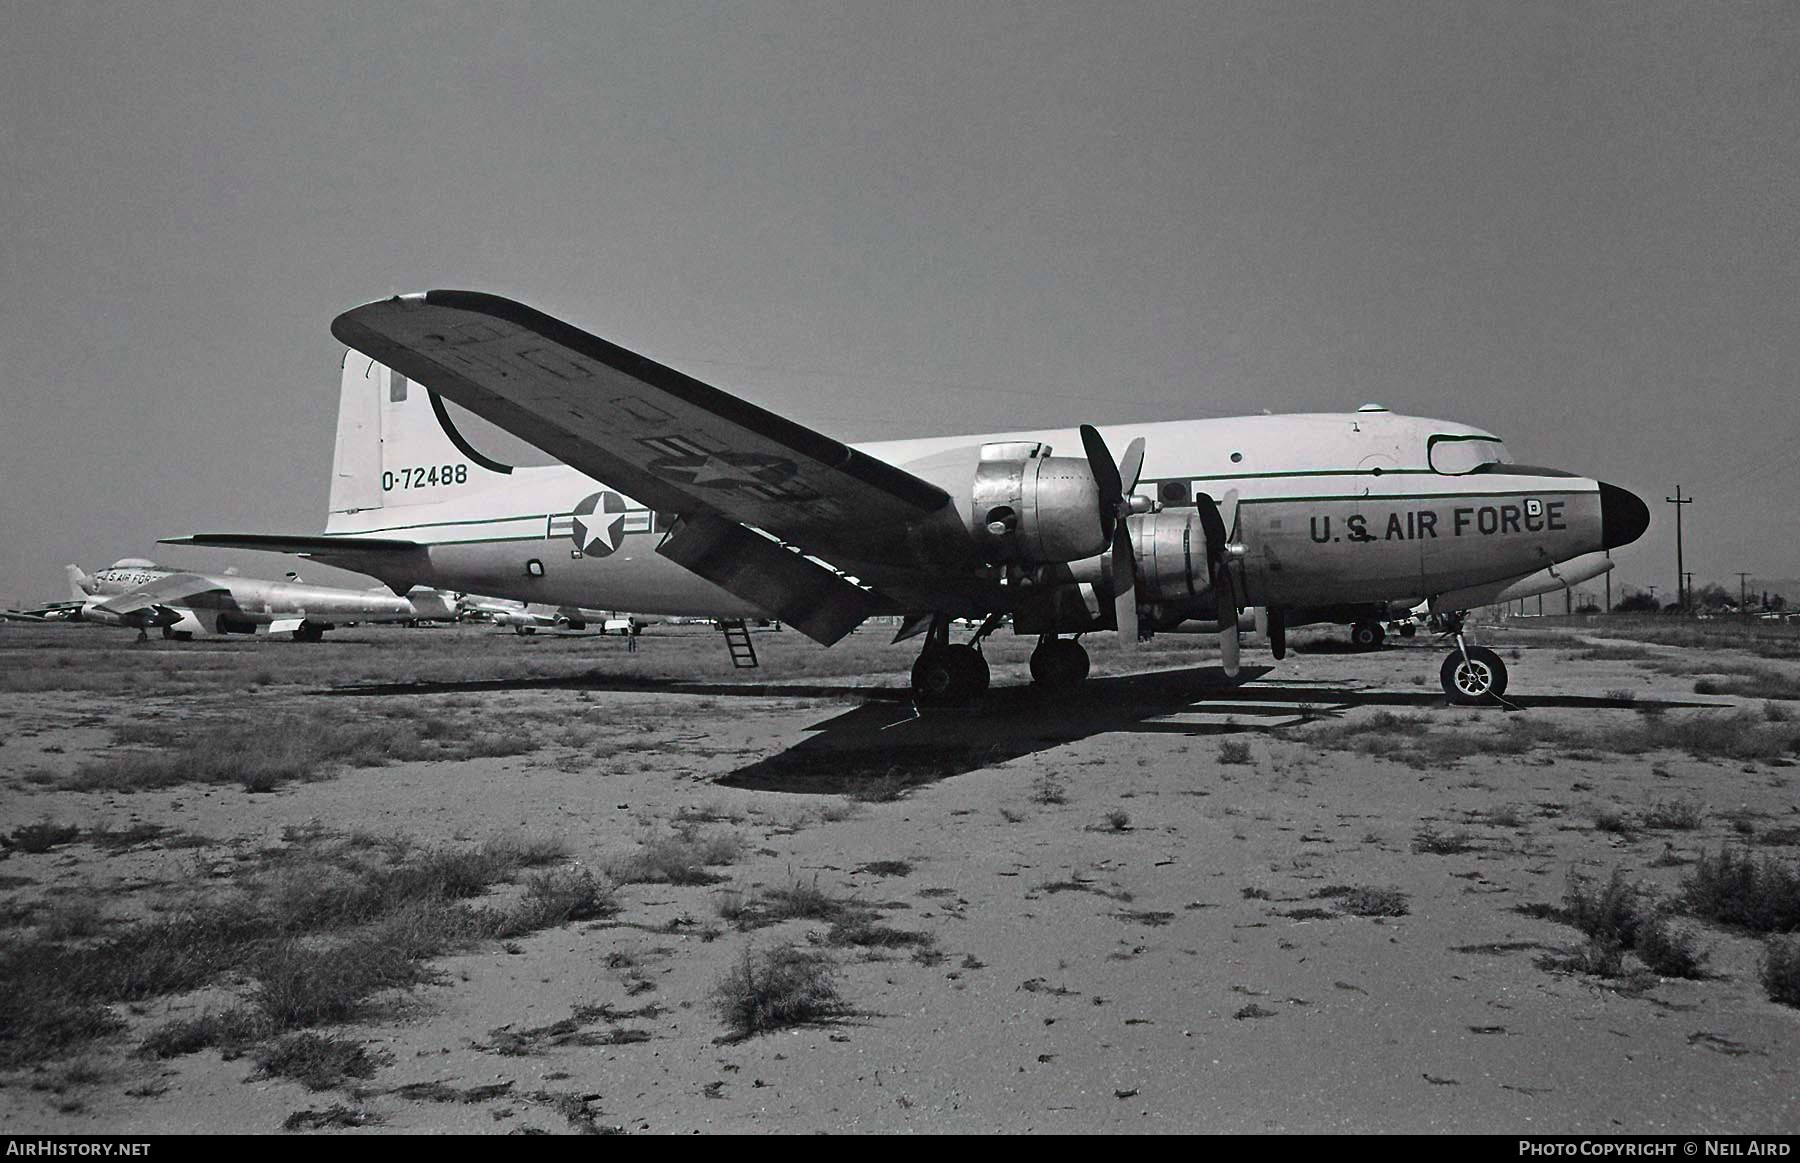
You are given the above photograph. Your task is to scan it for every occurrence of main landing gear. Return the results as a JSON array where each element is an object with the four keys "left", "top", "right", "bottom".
[
  {"left": 910, "top": 616, "right": 992, "bottom": 707},
  {"left": 907, "top": 616, "right": 1097, "bottom": 707},
  {"left": 1028, "top": 636, "right": 1089, "bottom": 689},
  {"left": 1435, "top": 611, "right": 1508, "bottom": 705}
]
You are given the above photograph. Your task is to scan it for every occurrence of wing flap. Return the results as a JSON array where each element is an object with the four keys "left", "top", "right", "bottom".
[{"left": 657, "top": 514, "right": 895, "bottom": 645}]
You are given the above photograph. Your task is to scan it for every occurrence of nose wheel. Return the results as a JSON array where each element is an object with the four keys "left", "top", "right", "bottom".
[{"left": 1434, "top": 611, "right": 1508, "bottom": 704}]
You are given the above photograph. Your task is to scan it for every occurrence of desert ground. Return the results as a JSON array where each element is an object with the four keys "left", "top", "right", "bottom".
[{"left": 2, "top": 615, "right": 1797, "bottom": 1134}]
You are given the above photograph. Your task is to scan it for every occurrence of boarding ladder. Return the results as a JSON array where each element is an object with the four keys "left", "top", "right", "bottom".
[{"left": 719, "top": 619, "right": 759, "bottom": 669}]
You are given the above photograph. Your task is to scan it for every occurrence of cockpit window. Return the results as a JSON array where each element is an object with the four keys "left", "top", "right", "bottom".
[{"left": 1428, "top": 433, "right": 1510, "bottom": 475}]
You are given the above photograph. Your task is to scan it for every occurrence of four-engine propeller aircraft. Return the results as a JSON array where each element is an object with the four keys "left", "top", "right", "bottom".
[
  {"left": 170, "top": 291, "right": 1649, "bottom": 704},
  {"left": 60, "top": 559, "right": 428, "bottom": 641}
]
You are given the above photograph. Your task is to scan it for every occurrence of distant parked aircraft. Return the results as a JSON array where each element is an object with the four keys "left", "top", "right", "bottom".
[{"left": 57, "top": 559, "right": 422, "bottom": 641}]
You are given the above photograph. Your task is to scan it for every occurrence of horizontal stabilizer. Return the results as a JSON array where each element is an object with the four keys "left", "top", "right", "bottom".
[
  {"left": 161, "top": 533, "right": 432, "bottom": 594},
  {"left": 163, "top": 533, "right": 421, "bottom": 555}
]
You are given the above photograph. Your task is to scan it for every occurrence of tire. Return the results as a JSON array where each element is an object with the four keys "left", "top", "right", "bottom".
[
  {"left": 1030, "top": 639, "right": 1089, "bottom": 688},
  {"left": 912, "top": 648, "right": 974, "bottom": 706},
  {"left": 1441, "top": 646, "right": 1509, "bottom": 704},
  {"left": 946, "top": 644, "right": 989, "bottom": 696},
  {"left": 1351, "top": 622, "right": 1384, "bottom": 650}
]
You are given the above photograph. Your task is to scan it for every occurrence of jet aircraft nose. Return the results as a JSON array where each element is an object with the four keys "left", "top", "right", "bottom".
[{"left": 1599, "top": 482, "right": 1650, "bottom": 550}]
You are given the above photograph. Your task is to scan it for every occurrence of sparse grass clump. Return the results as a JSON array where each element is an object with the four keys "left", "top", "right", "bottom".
[
  {"left": 1550, "top": 868, "right": 1708, "bottom": 980},
  {"left": 1635, "top": 917, "right": 1709, "bottom": 979},
  {"left": 0, "top": 830, "right": 588, "bottom": 1069},
  {"left": 7, "top": 820, "right": 81, "bottom": 854},
  {"left": 1314, "top": 884, "right": 1410, "bottom": 917},
  {"left": 493, "top": 868, "right": 616, "bottom": 937},
  {"left": 253, "top": 1032, "right": 392, "bottom": 1091},
  {"left": 605, "top": 827, "right": 742, "bottom": 886},
  {"left": 138, "top": 1008, "right": 268, "bottom": 1060},
  {"left": 1680, "top": 847, "right": 1800, "bottom": 933},
  {"left": 1563, "top": 869, "right": 1648, "bottom": 948},
  {"left": 1762, "top": 936, "right": 1800, "bottom": 1006},
  {"left": 1642, "top": 798, "right": 1706, "bottom": 831},
  {"left": 1591, "top": 807, "right": 1638, "bottom": 836},
  {"left": 1218, "top": 739, "right": 1253, "bottom": 766},
  {"left": 67, "top": 709, "right": 549, "bottom": 794},
  {"left": 712, "top": 944, "right": 844, "bottom": 1040},
  {"left": 1692, "top": 668, "right": 1800, "bottom": 702},
  {"left": 1412, "top": 826, "right": 1478, "bottom": 855},
  {"left": 1030, "top": 776, "right": 1067, "bottom": 805},
  {"left": 757, "top": 876, "right": 853, "bottom": 924},
  {"left": 1103, "top": 809, "right": 1131, "bottom": 832},
  {"left": 253, "top": 937, "right": 431, "bottom": 1029}
]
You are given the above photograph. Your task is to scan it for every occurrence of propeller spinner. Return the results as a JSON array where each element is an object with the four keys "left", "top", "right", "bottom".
[{"left": 1079, "top": 425, "right": 1147, "bottom": 645}]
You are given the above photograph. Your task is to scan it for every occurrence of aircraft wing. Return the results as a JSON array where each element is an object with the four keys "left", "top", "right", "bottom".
[{"left": 330, "top": 292, "right": 978, "bottom": 579}]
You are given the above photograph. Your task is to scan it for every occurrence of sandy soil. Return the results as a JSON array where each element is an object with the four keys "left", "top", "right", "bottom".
[{"left": 2, "top": 621, "right": 1797, "bottom": 1133}]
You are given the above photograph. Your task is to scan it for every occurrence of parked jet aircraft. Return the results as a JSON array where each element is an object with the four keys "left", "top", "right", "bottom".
[
  {"left": 170, "top": 291, "right": 1649, "bottom": 704},
  {"left": 62, "top": 559, "right": 420, "bottom": 641},
  {"left": 456, "top": 593, "right": 622, "bottom": 634}
]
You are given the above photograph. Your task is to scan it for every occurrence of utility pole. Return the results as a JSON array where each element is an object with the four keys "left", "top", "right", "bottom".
[
  {"left": 1737, "top": 572, "right": 1752, "bottom": 611},
  {"left": 1684, "top": 572, "right": 1695, "bottom": 612},
  {"left": 1666, "top": 486, "right": 1694, "bottom": 609}
]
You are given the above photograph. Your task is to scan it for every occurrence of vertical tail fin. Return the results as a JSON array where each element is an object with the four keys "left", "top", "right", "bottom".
[
  {"left": 65, "top": 565, "right": 93, "bottom": 601},
  {"left": 327, "top": 353, "right": 514, "bottom": 529}
]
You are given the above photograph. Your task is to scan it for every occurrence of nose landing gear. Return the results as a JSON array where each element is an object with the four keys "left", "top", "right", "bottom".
[{"left": 1435, "top": 612, "right": 1508, "bottom": 704}]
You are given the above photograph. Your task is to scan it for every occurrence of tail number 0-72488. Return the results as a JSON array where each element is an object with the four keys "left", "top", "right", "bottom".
[{"left": 382, "top": 464, "right": 468, "bottom": 491}]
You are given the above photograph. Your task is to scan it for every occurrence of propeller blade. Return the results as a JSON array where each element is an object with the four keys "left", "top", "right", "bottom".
[
  {"left": 1216, "top": 571, "right": 1240, "bottom": 676},
  {"left": 1112, "top": 525, "right": 1138, "bottom": 646},
  {"left": 1198, "top": 492, "right": 1241, "bottom": 676},
  {"left": 1080, "top": 425, "right": 1122, "bottom": 521},
  {"left": 1118, "top": 437, "right": 1146, "bottom": 496}
]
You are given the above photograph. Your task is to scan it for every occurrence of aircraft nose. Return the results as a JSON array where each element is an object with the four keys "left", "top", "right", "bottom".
[{"left": 1599, "top": 482, "right": 1649, "bottom": 549}]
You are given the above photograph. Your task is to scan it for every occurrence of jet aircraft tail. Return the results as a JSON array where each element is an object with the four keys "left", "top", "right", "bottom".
[{"left": 65, "top": 565, "right": 94, "bottom": 602}]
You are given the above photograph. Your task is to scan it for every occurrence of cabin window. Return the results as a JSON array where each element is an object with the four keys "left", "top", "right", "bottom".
[
  {"left": 1427, "top": 434, "right": 1509, "bottom": 475},
  {"left": 389, "top": 372, "right": 409, "bottom": 403}
]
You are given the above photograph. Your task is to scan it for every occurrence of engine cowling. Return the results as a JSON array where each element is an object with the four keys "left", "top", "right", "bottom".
[
  {"left": 1126, "top": 510, "right": 1208, "bottom": 604},
  {"left": 969, "top": 444, "right": 1107, "bottom": 564},
  {"left": 1010, "top": 508, "right": 1215, "bottom": 635}
]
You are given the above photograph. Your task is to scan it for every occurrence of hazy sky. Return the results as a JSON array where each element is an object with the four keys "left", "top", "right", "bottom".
[{"left": 4, "top": 1, "right": 1797, "bottom": 606}]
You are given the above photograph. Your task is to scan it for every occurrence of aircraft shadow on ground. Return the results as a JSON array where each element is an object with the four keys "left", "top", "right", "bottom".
[
  {"left": 715, "top": 674, "right": 1723, "bottom": 795},
  {"left": 320, "top": 665, "right": 1721, "bottom": 797}
]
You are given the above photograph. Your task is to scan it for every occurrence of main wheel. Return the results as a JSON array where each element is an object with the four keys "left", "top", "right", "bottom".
[
  {"left": 912, "top": 645, "right": 984, "bottom": 706},
  {"left": 1029, "top": 639, "right": 1089, "bottom": 688},
  {"left": 1440, "top": 646, "right": 1508, "bottom": 704},
  {"left": 1351, "top": 622, "right": 1385, "bottom": 650},
  {"left": 948, "top": 644, "right": 989, "bottom": 696}
]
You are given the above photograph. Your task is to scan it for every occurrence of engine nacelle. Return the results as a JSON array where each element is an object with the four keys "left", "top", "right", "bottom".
[
  {"left": 1126, "top": 510, "right": 1208, "bottom": 604},
  {"left": 969, "top": 445, "right": 1107, "bottom": 564},
  {"left": 1009, "top": 509, "right": 1215, "bottom": 635}
]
